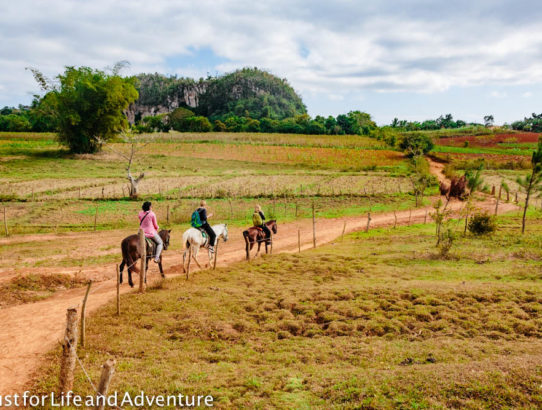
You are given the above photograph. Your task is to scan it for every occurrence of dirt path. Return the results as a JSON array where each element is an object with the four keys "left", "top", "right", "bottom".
[{"left": 0, "top": 159, "right": 520, "bottom": 394}]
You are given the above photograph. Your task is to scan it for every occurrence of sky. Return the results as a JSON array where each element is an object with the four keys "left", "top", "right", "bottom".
[{"left": 1, "top": 0, "right": 541, "bottom": 125}]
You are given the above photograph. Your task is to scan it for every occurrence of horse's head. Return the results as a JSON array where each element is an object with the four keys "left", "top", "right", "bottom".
[
  {"left": 269, "top": 220, "right": 278, "bottom": 234},
  {"left": 160, "top": 229, "right": 172, "bottom": 250}
]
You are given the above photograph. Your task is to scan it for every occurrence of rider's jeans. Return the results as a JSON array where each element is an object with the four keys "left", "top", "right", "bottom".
[{"left": 152, "top": 233, "right": 163, "bottom": 261}]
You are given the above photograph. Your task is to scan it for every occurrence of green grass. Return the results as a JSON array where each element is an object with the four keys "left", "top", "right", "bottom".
[
  {"left": 32, "top": 214, "right": 542, "bottom": 408},
  {"left": 433, "top": 144, "right": 533, "bottom": 156}
]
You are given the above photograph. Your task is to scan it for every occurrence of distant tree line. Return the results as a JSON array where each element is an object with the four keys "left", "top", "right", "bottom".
[
  {"left": 134, "top": 108, "right": 378, "bottom": 136},
  {"left": 389, "top": 114, "right": 481, "bottom": 131},
  {"left": 511, "top": 113, "right": 542, "bottom": 133},
  {"left": 0, "top": 101, "right": 56, "bottom": 132}
]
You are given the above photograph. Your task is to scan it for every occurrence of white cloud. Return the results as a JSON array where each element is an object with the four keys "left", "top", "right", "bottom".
[
  {"left": 522, "top": 91, "right": 533, "bottom": 98},
  {"left": 490, "top": 91, "right": 508, "bottom": 98},
  {"left": 1, "top": 0, "right": 542, "bottom": 111}
]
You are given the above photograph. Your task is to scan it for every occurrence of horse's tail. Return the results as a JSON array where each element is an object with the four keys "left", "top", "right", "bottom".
[
  {"left": 182, "top": 230, "right": 191, "bottom": 250},
  {"left": 121, "top": 237, "right": 139, "bottom": 273}
]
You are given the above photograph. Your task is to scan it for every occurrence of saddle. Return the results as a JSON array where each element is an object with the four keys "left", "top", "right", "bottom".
[
  {"left": 145, "top": 237, "right": 155, "bottom": 251},
  {"left": 197, "top": 227, "right": 209, "bottom": 247},
  {"left": 254, "top": 226, "right": 263, "bottom": 232}
]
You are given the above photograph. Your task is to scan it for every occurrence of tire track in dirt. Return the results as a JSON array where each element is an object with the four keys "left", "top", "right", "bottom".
[{"left": 0, "top": 159, "right": 520, "bottom": 394}]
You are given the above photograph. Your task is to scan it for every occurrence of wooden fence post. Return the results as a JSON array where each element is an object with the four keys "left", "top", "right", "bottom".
[
  {"left": 298, "top": 229, "right": 301, "bottom": 253},
  {"left": 312, "top": 202, "right": 316, "bottom": 248},
  {"left": 95, "top": 359, "right": 116, "bottom": 410},
  {"left": 94, "top": 207, "right": 98, "bottom": 231},
  {"left": 393, "top": 210, "right": 397, "bottom": 229},
  {"left": 80, "top": 281, "right": 92, "bottom": 347},
  {"left": 424, "top": 209, "right": 428, "bottom": 224},
  {"left": 515, "top": 192, "right": 518, "bottom": 203},
  {"left": 116, "top": 264, "right": 120, "bottom": 316},
  {"left": 3, "top": 206, "right": 8, "bottom": 237},
  {"left": 366, "top": 212, "right": 371, "bottom": 232},
  {"left": 213, "top": 239, "right": 219, "bottom": 270},
  {"left": 491, "top": 185, "right": 495, "bottom": 196},
  {"left": 166, "top": 205, "right": 170, "bottom": 225},
  {"left": 295, "top": 202, "right": 298, "bottom": 218},
  {"left": 138, "top": 229, "right": 146, "bottom": 293},
  {"left": 341, "top": 221, "right": 346, "bottom": 240},
  {"left": 59, "top": 307, "right": 79, "bottom": 394}
]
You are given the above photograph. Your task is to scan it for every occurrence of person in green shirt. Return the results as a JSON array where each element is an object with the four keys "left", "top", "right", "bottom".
[{"left": 252, "top": 205, "right": 271, "bottom": 241}]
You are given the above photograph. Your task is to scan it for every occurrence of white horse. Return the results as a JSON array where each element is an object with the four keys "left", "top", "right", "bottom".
[{"left": 182, "top": 224, "right": 229, "bottom": 274}]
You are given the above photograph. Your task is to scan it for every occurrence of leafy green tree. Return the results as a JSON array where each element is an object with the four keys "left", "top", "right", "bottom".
[
  {"left": 213, "top": 120, "right": 226, "bottom": 132},
  {"left": 224, "top": 116, "right": 243, "bottom": 132},
  {"left": 29, "top": 65, "right": 138, "bottom": 153},
  {"left": 168, "top": 107, "right": 195, "bottom": 131},
  {"left": 0, "top": 114, "right": 31, "bottom": 131},
  {"left": 517, "top": 138, "right": 542, "bottom": 233},
  {"left": 245, "top": 118, "right": 261, "bottom": 132},
  {"left": 142, "top": 114, "right": 170, "bottom": 132},
  {"left": 185, "top": 116, "right": 212, "bottom": 132},
  {"left": 398, "top": 133, "right": 434, "bottom": 157},
  {"left": 347, "top": 111, "right": 377, "bottom": 135},
  {"left": 260, "top": 117, "right": 279, "bottom": 133},
  {"left": 483, "top": 115, "right": 494, "bottom": 127},
  {"left": 307, "top": 120, "right": 325, "bottom": 135},
  {"left": 324, "top": 116, "right": 338, "bottom": 134},
  {"left": 408, "top": 155, "right": 434, "bottom": 206}
]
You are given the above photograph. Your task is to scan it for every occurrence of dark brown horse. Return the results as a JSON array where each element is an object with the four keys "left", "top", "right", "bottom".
[
  {"left": 243, "top": 220, "right": 277, "bottom": 260},
  {"left": 119, "top": 229, "right": 171, "bottom": 287}
]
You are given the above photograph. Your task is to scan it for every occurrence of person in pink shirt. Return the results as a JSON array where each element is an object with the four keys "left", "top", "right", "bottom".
[{"left": 138, "top": 201, "right": 163, "bottom": 263}]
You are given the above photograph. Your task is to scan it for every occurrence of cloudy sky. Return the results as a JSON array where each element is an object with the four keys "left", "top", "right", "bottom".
[{"left": 1, "top": 0, "right": 541, "bottom": 124}]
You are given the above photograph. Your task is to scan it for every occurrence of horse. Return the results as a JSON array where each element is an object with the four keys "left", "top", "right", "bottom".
[
  {"left": 243, "top": 220, "right": 277, "bottom": 260},
  {"left": 119, "top": 229, "right": 171, "bottom": 288},
  {"left": 182, "top": 224, "right": 229, "bottom": 274}
]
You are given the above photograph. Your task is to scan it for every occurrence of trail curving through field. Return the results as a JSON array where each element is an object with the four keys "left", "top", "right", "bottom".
[{"left": 0, "top": 158, "right": 519, "bottom": 394}]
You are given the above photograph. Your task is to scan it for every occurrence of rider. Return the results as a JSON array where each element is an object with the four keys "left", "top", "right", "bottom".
[
  {"left": 253, "top": 204, "right": 271, "bottom": 241},
  {"left": 195, "top": 200, "right": 216, "bottom": 253},
  {"left": 138, "top": 201, "right": 163, "bottom": 263}
]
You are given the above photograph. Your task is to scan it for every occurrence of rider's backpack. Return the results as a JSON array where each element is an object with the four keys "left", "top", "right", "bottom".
[{"left": 191, "top": 210, "right": 202, "bottom": 228}]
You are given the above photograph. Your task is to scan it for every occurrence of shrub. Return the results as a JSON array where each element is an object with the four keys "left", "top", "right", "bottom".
[
  {"left": 468, "top": 213, "right": 497, "bottom": 235},
  {"left": 438, "top": 228, "right": 455, "bottom": 258},
  {"left": 213, "top": 120, "right": 226, "bottom": 132},
  {"left": 168, "top": 107, "right": 195, "bottom": 131},
  {"left": 398, "top": 133, "right": 434, "bottom": 157}
]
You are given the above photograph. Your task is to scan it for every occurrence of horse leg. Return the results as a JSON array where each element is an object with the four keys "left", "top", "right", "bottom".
[
  {"left": 158, "top": 255, "right": 164, "bottom": 278},
  {"left": 128, "top": 268, "right": 134, "bottom": 288},
  {"left": 119, "top": 260, "right": 125, "bottom": 284},
  {"left": 192, "top": 247, "right": 204, "bottom": 269},
  {"left": 256, "top": 239, "right": 262, "bottom": 257},
  {"left": 182, "top": 245, "right": 188, "bottom": 273},
  {"left": 145, "top": 256, "right": 150, "bottom": 284}
]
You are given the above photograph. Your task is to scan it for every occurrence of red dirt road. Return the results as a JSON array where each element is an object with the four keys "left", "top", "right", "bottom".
[{"left": 0, "top": 161, "right": 519, "bottom": 394}]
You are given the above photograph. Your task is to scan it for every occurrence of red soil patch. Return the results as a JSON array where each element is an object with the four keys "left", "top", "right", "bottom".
[{"left": 438, "top": 132, "right": 541, "bottom": 148}]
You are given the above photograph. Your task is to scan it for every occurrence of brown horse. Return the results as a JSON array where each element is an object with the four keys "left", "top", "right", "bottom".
[
  {"left": 119, "top": 229, "right": 171, "bottom": 287},
  {"left": 242, "top": 220, "right": 277, "bottom": 260}
]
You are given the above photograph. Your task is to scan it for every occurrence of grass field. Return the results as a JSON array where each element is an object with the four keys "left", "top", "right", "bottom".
[
  {"left": 0, "top": 132, "right": 415, "bottom": 236},
  {"left": 32, "top": 213, "right": 542, "bottom": 408}
]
